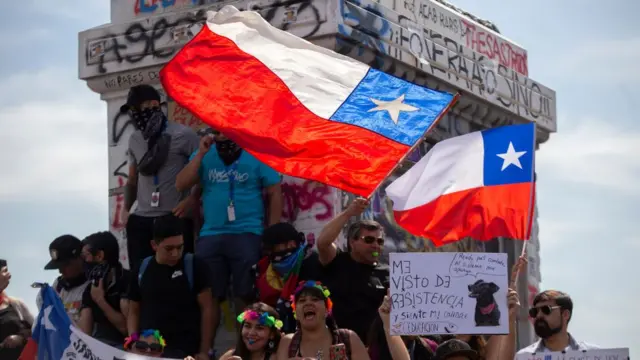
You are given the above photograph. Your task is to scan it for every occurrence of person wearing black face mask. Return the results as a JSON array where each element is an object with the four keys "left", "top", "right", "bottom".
[
  {"left": 252, "top": 223, "right": 321, "bottom": 334},
  {"left": 119, "top": 85, "right": 201, "bottom": 271},
  {"left": 78, "top": 232, "right": 131, "bottom": 347},
  {"left": 176, "top": 130, "right": 283, "bottom": 343},
  {"left": 517, "top": 290, "right": 600, "bottom": 354}
]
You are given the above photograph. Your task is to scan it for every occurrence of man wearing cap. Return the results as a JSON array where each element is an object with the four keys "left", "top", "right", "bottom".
[
  {"left": 517, "top": 290, "right": 599, "bottom": 353},
  {"left": 42, "top": 235, "right": 90, "bottom": 325},
  {"left": 119, "top": 84, "right": 201, "bottom": 270},
  {"left": 315, "top": 197, "right": 389, "bottom": 342},
  {"left": 253, "top": 223, "right": 321, "bottom": 333}
]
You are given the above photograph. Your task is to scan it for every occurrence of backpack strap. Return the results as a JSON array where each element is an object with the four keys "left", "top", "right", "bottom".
[
  {"left": 184, "top": 253, "right": 194, "bottom": 291},
  {"left": 288, "top": 331, "right": 302, "bottom": 358},
  {"left": 335, "top": 329, "right": 352, "bottom": 358},
  {"left": 138, "top": 256, "right": 153, "bottom": 287}
]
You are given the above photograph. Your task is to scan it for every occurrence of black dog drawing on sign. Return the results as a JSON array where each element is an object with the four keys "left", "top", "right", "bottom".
[{"left": 468, "top": 280, "right": 500, "bottom": 327}]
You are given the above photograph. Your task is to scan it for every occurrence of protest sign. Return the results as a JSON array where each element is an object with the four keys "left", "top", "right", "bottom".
[
  {"left": 389, "top": 252, "right": 509, "bottom": 335},
  {"left": 515, "top": 348, "right": 629, "bottom": 360}
]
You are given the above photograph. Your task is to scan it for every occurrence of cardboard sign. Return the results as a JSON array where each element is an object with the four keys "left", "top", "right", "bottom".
[
  {"left": 516, "top": 348, "right": 629, "bottom": 360},
  {"left": 389, "top": 252, "right": 509, "bottom": 335}
]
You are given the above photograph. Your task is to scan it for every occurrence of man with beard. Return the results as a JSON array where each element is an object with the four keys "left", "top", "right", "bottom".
[
  {"left": 78, "top": 232, "right": 130, "bottom": 346},
  {"left": 120, "top": 85, "right": 200, "bottom": 269},
  {"left": 176, "top": 130, "right": 282, "bottom": 342},
  {"left": 253, "top": 223, "right": 321, "bottom": 333},
  {"left": 517, "top": 290, "right": 600, "bottom": 353}
]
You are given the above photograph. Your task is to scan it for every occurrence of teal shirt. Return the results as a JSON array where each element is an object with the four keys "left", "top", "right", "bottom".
[{"left": 191, "top": 149, "right": 281, "bottom": 236}]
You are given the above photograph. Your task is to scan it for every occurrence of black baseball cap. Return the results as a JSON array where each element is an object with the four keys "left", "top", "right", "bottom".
[
  {"left": 44, "top": 235, "right": 83, "bottom": 270},
  {"left": 434, "top": 339, "right": 478, "bottom": 360},
  {"left": 119, "top": 85, "right": 161, "bottom": 113}
]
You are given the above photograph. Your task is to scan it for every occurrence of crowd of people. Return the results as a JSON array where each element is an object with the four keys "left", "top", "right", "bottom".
[{"left": 0, "top": 85, "right": 600, "bottom": 359}]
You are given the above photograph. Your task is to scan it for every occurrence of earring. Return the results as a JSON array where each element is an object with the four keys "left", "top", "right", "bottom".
[{"left": 267, "top": 340, "right": 275, "bottom": 351}]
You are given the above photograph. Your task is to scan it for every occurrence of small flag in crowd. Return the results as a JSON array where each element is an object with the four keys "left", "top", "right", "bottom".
[
  {"left": 385, "top": 123, "right": 536, "bottom": 246},
  {"left": 19, "top": 284, "right": 71, "bottom": 360},
  {"left": 160, "top": 6, "right": 457, "bottom": 197}
]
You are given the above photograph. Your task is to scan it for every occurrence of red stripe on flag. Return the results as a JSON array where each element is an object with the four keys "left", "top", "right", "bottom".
[
  {"left": 160, "top": 26, "right": 412, "bottom": 196},
  {"left": 393, "top": 182, "right": 533, "bottom": 246},
  {"left": 18, "top": 337, "right": 37, "bottom": 360}
]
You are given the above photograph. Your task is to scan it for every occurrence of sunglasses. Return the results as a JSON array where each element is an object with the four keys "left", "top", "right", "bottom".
[
  {"left": 360, "top": 236, "right": 384, "bottom": 246},
  {"left": 133, "top": 341, "right": 164, "bottom": 353},
  {"left": 528, "top": 305, "right": 561, "bottom": 318}
]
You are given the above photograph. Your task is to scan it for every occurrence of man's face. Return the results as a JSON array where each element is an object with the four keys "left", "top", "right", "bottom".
[
  {"left": 531, "top": 300, "right": 565, "bottom": 337},
  {"left": 59, "top": 258, "right": 84, "bottom": 279},
  {"left": 81, "top": 245, "right": 105, "bottom": 264},
  {"left": 272, "top": 240, "right": 298, "bottom": 254},
  {"left": 350, "top": 228, "right": 383, "bottom": 264},
  {"left": 152, "top": 235, "right": 184, "bottom": 265},
  {"left": 214, "top": 132, "right": 228, "bottom": 142},
  {"left": 138, "top": 99, "right": 160, "bottom": 111}
]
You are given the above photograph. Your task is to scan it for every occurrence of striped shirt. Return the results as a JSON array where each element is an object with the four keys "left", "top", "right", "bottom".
[{"left": 517, "top": 333, "right": 600, "bottom": 354}]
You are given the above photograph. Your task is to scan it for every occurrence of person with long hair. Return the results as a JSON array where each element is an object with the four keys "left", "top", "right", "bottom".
[
  {"left": 276, "top": 281, "right": 369, "bottom": 360},
  {"left": 0, "top": 261, "right": 34, "bottom": 360},
  {"left": 219, "top": 302, "right": 283, "bottom": 360},
  {"left": 125, "top": 329, "right": 196, "bottom": 360}
]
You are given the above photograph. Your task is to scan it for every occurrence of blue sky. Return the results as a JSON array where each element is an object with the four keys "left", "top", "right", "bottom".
[{"left": 0, "top": 0, "right": 637, "bottom": 354}]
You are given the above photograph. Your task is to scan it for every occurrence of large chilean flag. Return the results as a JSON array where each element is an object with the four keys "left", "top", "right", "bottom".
[
  {"left": 160, "top": 6, "right": 457, "bottom": 197},
  {"left": 385, "top": 123, "right": 536, "bottom": 246}
]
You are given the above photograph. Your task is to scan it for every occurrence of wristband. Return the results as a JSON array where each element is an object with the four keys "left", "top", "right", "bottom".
[{"left": 124, "top": 332, "right": 139, "bottom": 350}]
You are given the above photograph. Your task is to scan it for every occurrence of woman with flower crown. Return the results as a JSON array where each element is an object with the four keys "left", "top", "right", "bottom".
[
  {"left": 275, "top": 281, "right": 369, "bottom": 360},
  {"left": 219, "top": 302, "right": 283, "bottom": 360}
]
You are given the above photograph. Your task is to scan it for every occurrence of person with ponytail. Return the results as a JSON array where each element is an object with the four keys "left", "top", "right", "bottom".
[
  {"left": 219, "top": 302, "right": 282, "bottom": 360},
  {"left": 276, "top": 281, "right": 369, "bottom": 360}
]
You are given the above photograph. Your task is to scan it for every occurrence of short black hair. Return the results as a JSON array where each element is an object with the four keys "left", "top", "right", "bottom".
[
  {"left": 152, "top": 214, "right": 184, "bottom": 244},
  {"left": 533, "top": 290, "right": 573, "bottom": 322},
  {"left": 346, "top": 220, "right": 383, "bottom": 251},
  {"left": 82, "top": 231, "right": 120, "bottom": 265}
]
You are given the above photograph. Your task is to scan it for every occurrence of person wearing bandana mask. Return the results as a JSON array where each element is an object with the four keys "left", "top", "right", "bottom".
[
  {"left": 517, "top": 290, "right": 600, "bottom": 354},
  {"left": 252, "top": 223, "right": 321, "bottom": 334},
  {"left": 78, "top": 232, "right": 130, "bottom": 347},
  {"left": 176, "top": 130, "right": 283, "bottom": 343},
  {"left": 119, "top": 85, "right": 200, "bottom": 270}
]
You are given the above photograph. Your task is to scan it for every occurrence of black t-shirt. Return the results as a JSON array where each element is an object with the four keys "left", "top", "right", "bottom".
[
  {"left": 320, "top": 251, "right": 389, "bottom": 341},
  {"left": 81, "top": 266, "right": 130, "bottom": 346},
  {"left": 299, "top": 251, "right": 322, "bottom": 281},
  {"left": 128, "top": 254, "right": 211, "bottom": 355}
]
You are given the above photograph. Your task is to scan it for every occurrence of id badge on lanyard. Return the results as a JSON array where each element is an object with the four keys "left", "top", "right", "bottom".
[
  {"left": 150, "top": 175, "right": 160, "bottom": 208},
  {"left": 227, "top": 163, "right": 237, "bottom": 222}
]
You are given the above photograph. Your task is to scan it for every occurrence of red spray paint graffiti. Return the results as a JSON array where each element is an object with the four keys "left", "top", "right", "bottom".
[
  {"left": 281, "top": 180, "right": 333, "bottom": 221},
  {"left": 461, "top": 19, "right": 528, "bottom": 76},
  {"left": 111, "top": 177, "right": 126, "bottom": 230}
]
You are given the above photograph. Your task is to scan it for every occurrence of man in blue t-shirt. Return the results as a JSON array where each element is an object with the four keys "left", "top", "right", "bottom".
[{"left": 176, "top": 129, "right": 282, "bottom": 340}]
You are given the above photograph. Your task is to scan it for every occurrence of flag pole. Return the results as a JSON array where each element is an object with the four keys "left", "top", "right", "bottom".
[
  {"left": 366, "top": 92, "right": 461, "bottom": 200},
  {"left": 515, "top": 122, "right": 537, "bottom": 278}
]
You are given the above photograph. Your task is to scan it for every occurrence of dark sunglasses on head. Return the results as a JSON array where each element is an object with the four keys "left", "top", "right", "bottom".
[
  {"left": 529, "top": 305, "right": 561, "bottom": 318},
  {"left": 133, "top": 341, "right": 164, "bottom": 352},
  {"left": 360, "top": 236, "right": 384, "bottom": 246}
]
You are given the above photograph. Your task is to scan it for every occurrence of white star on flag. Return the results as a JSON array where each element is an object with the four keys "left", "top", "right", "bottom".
[
  {"left": 42, "top": 305, "right": 57, "bottom": 331},
  {"left": 496, "top": 142, "right": 527, "bottom": 171},
  {"left": 367, "top": 94, "right": 418, "bottom": 124}
]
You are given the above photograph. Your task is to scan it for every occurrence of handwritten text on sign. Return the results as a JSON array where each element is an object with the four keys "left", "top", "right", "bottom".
[
  {"left": 515, "top": 348, "right": 629, "bottom": 360},
  {"left": 389, "top": 252, "right": 509, "bottom": 335}
]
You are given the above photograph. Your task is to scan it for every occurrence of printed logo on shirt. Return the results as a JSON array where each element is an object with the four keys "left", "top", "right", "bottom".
[
  {"left": 207, "top": 168, "right": 249, "bottom": 184},
  {"left": 172, "top": 270, "right": 183, "bottom": 279}
]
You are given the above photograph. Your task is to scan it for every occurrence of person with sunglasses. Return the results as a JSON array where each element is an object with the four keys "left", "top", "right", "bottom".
[
  {"left": 316, "top": 197, "right": 389, "bottom": 342},
  {"left": 126, "top": 329, "right": 197, "bottom": 360},
  {"left": 517, "top": 290, "right": 600, "bottom": 353}
]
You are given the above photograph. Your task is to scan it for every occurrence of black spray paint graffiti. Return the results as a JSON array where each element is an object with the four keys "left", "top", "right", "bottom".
[{"left": 92, "top": 1, "right": 324, "bottom": 74}]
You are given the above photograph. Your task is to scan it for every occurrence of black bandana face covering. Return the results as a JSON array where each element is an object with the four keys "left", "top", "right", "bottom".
[
  {"left": 216, "top": 139, "right": 242, "bottom": 165},
  {"left": 132, "top": 107, "right": 167, "bottom": 142}
]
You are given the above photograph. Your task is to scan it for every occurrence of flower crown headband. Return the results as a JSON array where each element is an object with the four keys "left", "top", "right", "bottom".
[
  {"left": 237, "top": 310, "right": 283, "bottom": 330},
  {"left": 290, "top": 280, "right": 333, "bottom": 317},
  {"left": 124, "top": 329, "right": 166, "bottom": 350}
]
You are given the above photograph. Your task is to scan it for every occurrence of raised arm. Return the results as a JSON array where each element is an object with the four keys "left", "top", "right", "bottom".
[
  {"left": 316, "top": 198, "right": 369, "bottom": 265},
  {"left": 176, "top": 135, "right": 213, "bottom": 191}
]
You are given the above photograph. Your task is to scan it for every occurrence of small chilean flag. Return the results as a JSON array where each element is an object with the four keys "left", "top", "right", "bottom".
[
  {"left": 160, "top": 6, "right": 457, "bottom": 197},
  {"left": 385, "top": 123, "right": 536, "bottom": 246}
]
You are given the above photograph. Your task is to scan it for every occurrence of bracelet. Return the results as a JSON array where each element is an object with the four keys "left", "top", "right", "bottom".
[{"left": 124, "top": 333, "right": 139, "bottom": 350}]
